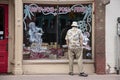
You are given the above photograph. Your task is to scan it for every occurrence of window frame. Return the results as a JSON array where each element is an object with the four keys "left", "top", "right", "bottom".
[{"left": 22, "top": 1, "right": 95, "bottom": 62}]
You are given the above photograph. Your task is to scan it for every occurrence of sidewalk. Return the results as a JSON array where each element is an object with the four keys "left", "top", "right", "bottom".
[{"left": 0, "top": 74, "right": 120, "bottom": 80}]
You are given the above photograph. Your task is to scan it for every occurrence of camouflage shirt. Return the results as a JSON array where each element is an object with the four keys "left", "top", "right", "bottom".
[{"left": 65, "top": 27, "right": 83, "bottom": 49}]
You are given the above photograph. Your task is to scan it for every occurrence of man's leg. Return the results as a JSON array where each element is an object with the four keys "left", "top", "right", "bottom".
[
  {"left": 77, "top": 48, "right": 88, "bottom": 77},
  {"left": 68, "top": 49, "right": 74, "bottom": 75},
  {"left": 76, "top": 48, "right": 83, "bottom": 73}
]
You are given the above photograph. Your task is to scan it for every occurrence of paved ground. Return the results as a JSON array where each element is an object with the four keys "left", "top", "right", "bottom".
[{"left": 0, "top": 74, "right": 120, "bottom": 80}]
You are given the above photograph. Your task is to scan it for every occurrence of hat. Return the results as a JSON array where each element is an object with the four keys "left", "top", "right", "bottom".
[{"left": 71, "top": 21, "right": 78, "bottom": 27}]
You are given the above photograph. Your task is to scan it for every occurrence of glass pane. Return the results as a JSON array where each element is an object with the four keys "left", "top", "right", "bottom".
[
  {"left": 23, "top": 4, "right": 92, "bottom": 60},
  {"left": 0, "top": 7, "right": 4, "bottom": 40}
]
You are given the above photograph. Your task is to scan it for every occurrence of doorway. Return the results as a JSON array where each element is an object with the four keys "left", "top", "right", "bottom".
[{"left": 0, "top": 4, "right": 8, "bottom": 73}]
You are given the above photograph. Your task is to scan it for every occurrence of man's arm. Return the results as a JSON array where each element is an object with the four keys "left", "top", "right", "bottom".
[
  {"left": 66, "top": 39, "right": 69, "bottom": 47},
  {"left": 80, "top": 32, "right": 83, "bottom": 47},
  {"left": 80, "top": 37, "right": 83, "bottom": 47}
]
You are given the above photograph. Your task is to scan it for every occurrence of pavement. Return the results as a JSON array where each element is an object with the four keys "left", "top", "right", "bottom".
[{"left": 0, "top": 74, "right": 120, "bottom": 80}]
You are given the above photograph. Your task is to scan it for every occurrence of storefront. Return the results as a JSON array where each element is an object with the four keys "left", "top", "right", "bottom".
[{"left": 0, "top": 0, "right": 107, "bottom": 75}]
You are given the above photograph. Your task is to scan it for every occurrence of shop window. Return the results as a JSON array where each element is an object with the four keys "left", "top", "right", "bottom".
[{"left": 23, "top": 3, "right": 93, "bottom": 60}]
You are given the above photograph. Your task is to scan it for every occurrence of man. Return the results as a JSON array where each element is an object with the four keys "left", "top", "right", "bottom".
[{"left": 65, "top": 21, "right": 88, "bottom": 77}]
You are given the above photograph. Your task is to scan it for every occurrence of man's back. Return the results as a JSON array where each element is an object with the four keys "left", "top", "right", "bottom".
[{"left": 65, "top": 27, "right": 83, "bottom": 49}]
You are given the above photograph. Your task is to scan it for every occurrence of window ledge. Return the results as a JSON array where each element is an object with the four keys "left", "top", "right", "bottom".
[{"left": 23, "top": 59, "right": 94, "bottom": 64}]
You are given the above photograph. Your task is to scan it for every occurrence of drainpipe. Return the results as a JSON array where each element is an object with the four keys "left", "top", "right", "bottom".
[
  {"left": 116, "top": 21, "right": 120, "bottom": 74},
  {"left": 116, "top": 35, "right": 120, "bottom": 74}
]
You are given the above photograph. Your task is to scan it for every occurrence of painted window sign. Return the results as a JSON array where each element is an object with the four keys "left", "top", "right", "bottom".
[
  {"left": 29, "top": 5, "right": 86, "bottom": 14},
  {"left": 23, "top": 3, "right": 93, "bottom": 60}
]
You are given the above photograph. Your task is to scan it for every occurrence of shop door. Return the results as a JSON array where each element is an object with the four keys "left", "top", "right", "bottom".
[{"left": 0, "top": 5, "right": 8, "bottom": 73}]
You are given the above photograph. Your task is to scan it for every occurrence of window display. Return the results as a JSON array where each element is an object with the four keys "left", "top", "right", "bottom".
[{"left": 23, "top": 3, "right": 93, "bottom": 60}]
